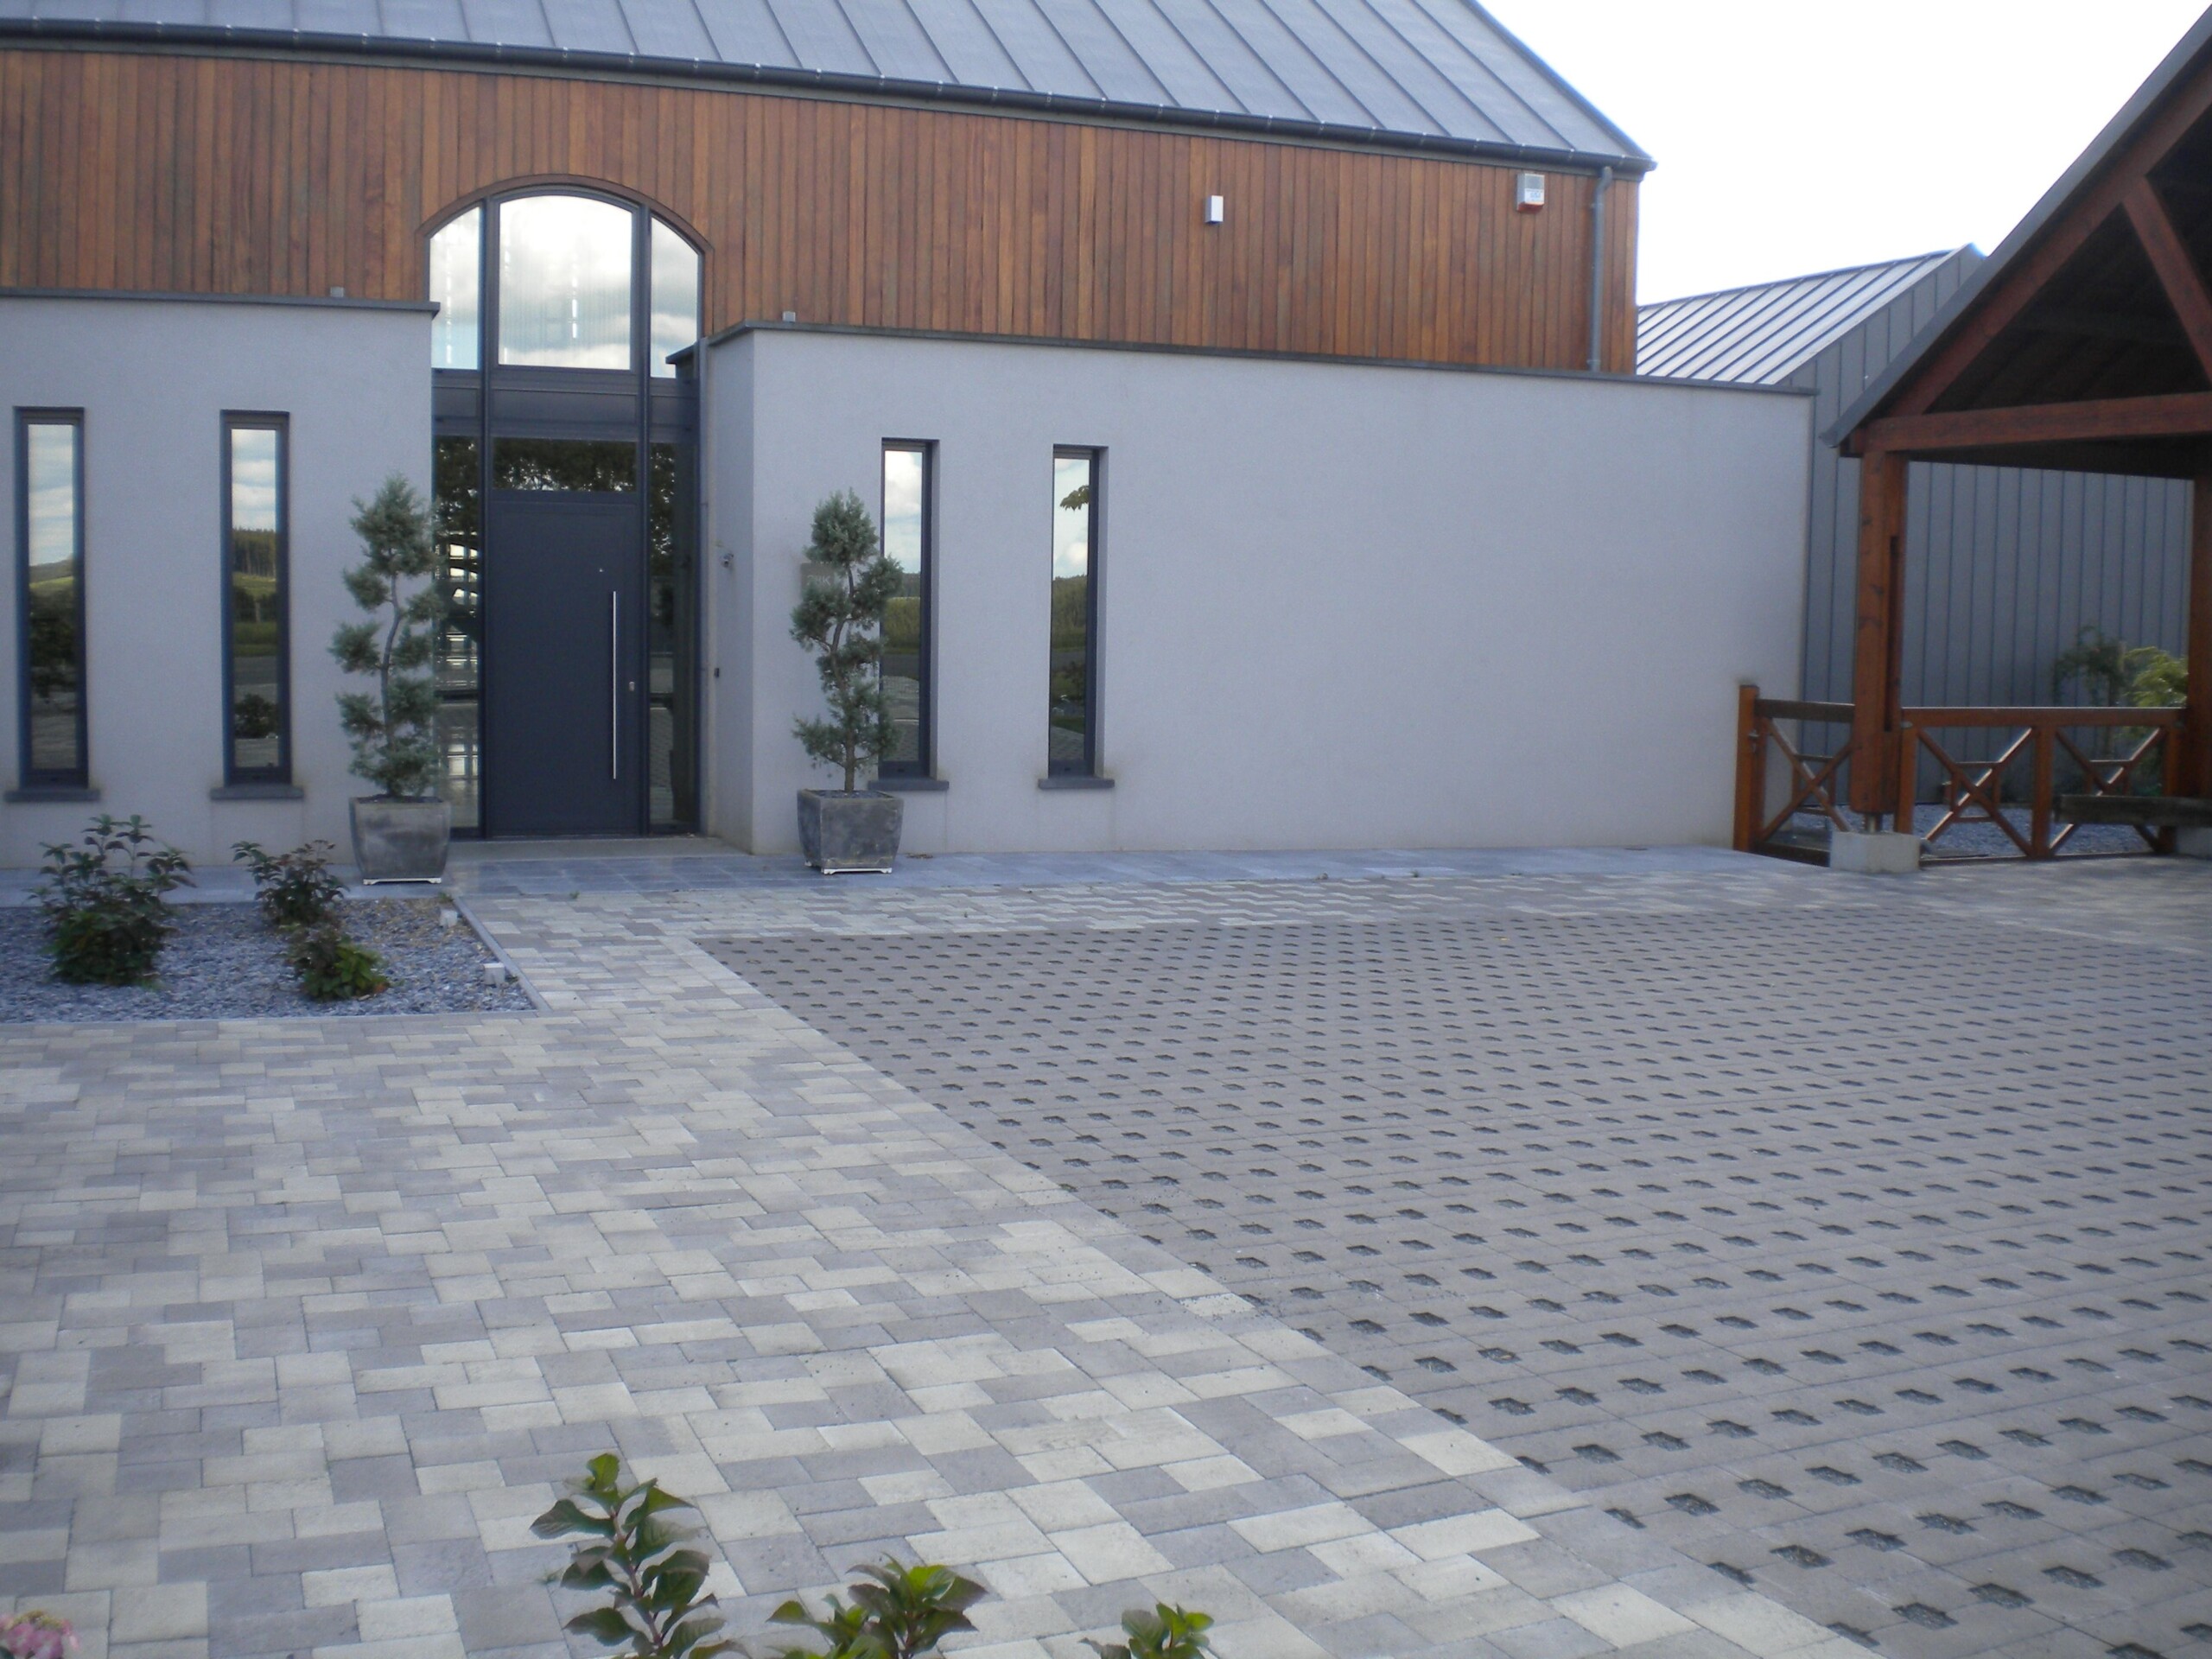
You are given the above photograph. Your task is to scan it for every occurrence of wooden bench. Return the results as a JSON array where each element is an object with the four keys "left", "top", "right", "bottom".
[{"left": 2056, "top": 794, "right": 2212, "bottom": 827}]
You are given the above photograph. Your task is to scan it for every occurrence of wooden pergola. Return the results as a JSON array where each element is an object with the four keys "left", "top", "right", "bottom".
[{"left": 1830, "top": 13, "right": 2212, "bottom": 832}]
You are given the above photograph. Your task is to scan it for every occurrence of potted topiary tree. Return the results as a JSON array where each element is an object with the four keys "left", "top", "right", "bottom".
[
  {"left": 790, "top": 490, "right": 904, "bottom": 873},
  {"left": 334, "top": 476, "right": 450, "bottom": 882}
]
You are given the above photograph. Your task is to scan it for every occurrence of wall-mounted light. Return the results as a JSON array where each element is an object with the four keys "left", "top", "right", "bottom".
[
  {"left": 1205, "top": 194, "right": 1225, "bottom": 226},
  {"left": 1514, "top": 172, "right": 1546, "bottom": 213}
]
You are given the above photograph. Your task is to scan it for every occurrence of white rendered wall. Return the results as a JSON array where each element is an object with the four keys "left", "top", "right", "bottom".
[
  {"left": 0, "top": 295, "right": 433, "bottom": 868},
  {"left": 704, "top": 328, "right": 1811, "bottom": 855}
]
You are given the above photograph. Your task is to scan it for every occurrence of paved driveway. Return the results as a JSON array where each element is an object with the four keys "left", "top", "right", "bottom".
[
  {"left": 0, "top": 862, "right": 1866, "bottom": 1659},
  {"left": 710, "top": 857, "right": 2212, "bottom": 1658}
]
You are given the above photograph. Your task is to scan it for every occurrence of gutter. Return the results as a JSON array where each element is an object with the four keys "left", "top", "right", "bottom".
[{"left": 0, "top": 17, "right": 1655, "bottom": 178}]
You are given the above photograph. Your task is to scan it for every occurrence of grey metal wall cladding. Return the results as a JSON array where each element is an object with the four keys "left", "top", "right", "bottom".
[
  {"left": 2, "top": 0, "right": 1649, "bottom": 166},
  {"left": 1642, "top": 250, "right": 2190, "bottom": 740}
]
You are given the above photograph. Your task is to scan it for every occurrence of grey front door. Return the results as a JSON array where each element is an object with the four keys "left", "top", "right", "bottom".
[{"left": 484, "top": 492, "right": 643, "bottom": 836}]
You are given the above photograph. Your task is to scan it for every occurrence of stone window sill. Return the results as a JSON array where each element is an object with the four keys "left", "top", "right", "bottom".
[
  {"left": 874, "top": 776, "right": 949, "bottom": 793},
  {"left": 1037, "top": 774, "right": 1114, "bottom": 791},
  {"left": 210, "top": 783, "right": 306, "bottom": 802},
  {"left": 4, "top": 785, "right": 99, "bottom": 804}
]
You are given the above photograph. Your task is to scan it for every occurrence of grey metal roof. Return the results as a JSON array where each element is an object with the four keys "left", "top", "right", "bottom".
[
  {"left": 0, "top": 0, "right": 1650, "bottom": 170},
  {"left": 1827, "top": 6, "right": 2212, "bottom": 445},
  {"left": 1637, "top": 250, "right": 1971, "bottom": 385}
]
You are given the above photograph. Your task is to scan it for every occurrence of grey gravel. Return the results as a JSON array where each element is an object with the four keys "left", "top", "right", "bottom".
[{"left": 0, "top": 898, "right": 534, "bottom": 1022}]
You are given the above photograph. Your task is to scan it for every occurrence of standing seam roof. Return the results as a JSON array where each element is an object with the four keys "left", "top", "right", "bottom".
[
  {"left": 0, "top": 0, "right": 1651, "bottom": 167},
  {"left": 1636, "top": 251, "right": 1971, "bottom": 385}
]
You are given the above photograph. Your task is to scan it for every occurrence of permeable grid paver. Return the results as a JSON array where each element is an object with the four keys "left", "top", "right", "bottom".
[{"left": 703, "top": 857, "right": 2212, "bottom": 1659}]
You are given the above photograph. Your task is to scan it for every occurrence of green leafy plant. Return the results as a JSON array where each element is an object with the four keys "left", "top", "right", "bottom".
[
  {"left": 790, "top": 490, "right": 900, "bottom": 793},
  {"left": 764, "top": 1560, "right": 986, "bottom": 1659},
  {"left": 1086, "top": 1604, "right": 1215, "bottom": 1659},
  {"left": 35, "top": 814, "right": 193, "bottom": 985},
  {"left": 532, "top": 1453, "right": 738, "bottom": 1659},
  {"left": 2124, "top": 645, "right": 2186, "bottom": 709},
  {"left": 2052, "top": 626, "right": 2133, "bottom": 706},
  {"left": 333, "top": 474, "right": 445, "bottom": 799},
  {"left": 233, "top": 840, "right": 346, "bottom": 930},
  {"left": 285, "top": 922, "right": 389, "bottom": 1001}
]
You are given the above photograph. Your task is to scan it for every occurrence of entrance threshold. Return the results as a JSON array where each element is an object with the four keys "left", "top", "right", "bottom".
[{"left": 447, "top": 836, "right": 735, "bottom": 866}]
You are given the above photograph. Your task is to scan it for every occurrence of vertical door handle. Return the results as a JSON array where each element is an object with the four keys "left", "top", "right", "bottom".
[{"left": 610, "top": 590, "right": 620, "bottom": 781}]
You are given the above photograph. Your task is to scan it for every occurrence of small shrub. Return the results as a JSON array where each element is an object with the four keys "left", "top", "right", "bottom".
[
  {"left": 532, "top": 1453, "right": 738, "bottom": 1659},
  {"left": 233, "top": 840, "right": 345, "bottom": 930},
  {"left": 2125, "top": 645, "right": 2185, "bottom": 709},
  {"left": 766, "top": 1560, "right": 986, "bottom": 1659},
  {"left": 285, "top": 922, "right": 389, "bottom": 1001},
  {"left": 0, "top": 1611, "right": 76, "bottom": 1659},
  {"left": 1087, "top": 1604, "right": 1216, "bottom": 1659},
  {"left": 333, "top": 475, "right": 445, "bottom": 800},
  {"left": 35, "top": 814, "right": 192, "bottom": 985},
  {"left": 790, "top": 490, "right": 900, "bottom": 792}
]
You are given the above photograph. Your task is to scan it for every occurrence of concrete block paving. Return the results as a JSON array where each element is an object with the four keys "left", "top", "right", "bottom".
[
  {"left": 710, "top": 858, "right": 2212, "bottom": 1658},
  {"left": 0, "top": 860, "right": 1915, "bottom": 1659}
]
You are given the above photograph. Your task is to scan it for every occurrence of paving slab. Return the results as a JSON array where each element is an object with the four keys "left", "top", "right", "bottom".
[{"left": 0, "top": 856, "right": 1899, "bottom": 1659}]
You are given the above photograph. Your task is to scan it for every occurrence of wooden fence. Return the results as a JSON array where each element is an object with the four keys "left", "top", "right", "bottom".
[{"left": 1733, "top": 686, "right": 2184, "bottom": 861}]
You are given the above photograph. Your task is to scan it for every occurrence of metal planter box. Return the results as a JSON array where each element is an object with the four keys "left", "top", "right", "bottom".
[
  {"left": 797, "top": 789, "right": 903, "bottom": 874},
  {"left": 350, "top": 797, "right": 452, "bottom": 884}
]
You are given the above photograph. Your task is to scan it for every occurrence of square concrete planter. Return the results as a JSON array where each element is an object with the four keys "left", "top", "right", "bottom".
[
  {"left": 1829, "top": 827, "right": 1922, "bottom": 874},
  {"left": 798, "top": 788, "right": 903, "bottom": 874},
  {"left": 350, "top": 797, "right": 451, "bottom": 884}
]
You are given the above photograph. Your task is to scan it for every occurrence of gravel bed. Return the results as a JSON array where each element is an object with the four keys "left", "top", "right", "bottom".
[
  {"left": 1779, "top": 804, "right": 2156, "bottom": 859},
  {"left": 0, "top": 899, "right": 534, "bottom": 1023}
]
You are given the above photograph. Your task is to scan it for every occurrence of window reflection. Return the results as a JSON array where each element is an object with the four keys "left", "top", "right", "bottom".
[
  {"left": 880, "top": 444, "right": 929, "bottom": 775},
  {"left": 20, "top": 416, "right": 85, "bottom": 783},
  {"left": 647, "top": 443, "right": 697, "bottom": 829},
  {"left": 1049, "top": 450, "right": 1097, "bottom": 775},
  {"left": 434, "top": 436, "right": 482, "bottom": 831},
  {"left": 498, "top": 194, "right": 633, "bottom": 370},
  {"left": 650, "top": 219, "right": 701, "bottom": 378},
  {"left": 429, "top": 208, "right": 481, "bottom": 370},
  {"left": 225, "top": 423, "right": 288, "bottom": 780},
  {"left": 491, "top": 437, "right": 637, "bottom": 493}
]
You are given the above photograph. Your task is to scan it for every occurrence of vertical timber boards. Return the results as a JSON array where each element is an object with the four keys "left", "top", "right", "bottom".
[{"left": 0, "top": 44, "right": 1639, "bottom": 372}]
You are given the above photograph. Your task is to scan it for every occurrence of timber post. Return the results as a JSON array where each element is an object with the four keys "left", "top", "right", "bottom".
[
  {"left": 1732, "top": 683, "right": 1762, "bottom": 853},
  {"left": 1847, "top": 449, "right": 1909, "bottom": 827},
  {"left": 2180, "top": 469, "right": 2212, "bottom": 798}
]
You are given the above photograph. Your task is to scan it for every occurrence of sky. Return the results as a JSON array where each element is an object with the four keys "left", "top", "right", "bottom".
[{"left": 1482, "top": 0, "right": 2209, "bottom": 303}]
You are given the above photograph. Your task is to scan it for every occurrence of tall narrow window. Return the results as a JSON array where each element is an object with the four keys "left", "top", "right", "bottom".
[
  {"left": 1049, "top": 448, "right": 1100, "bottom": 776},
  {"left": 223, "top": 417, "right": 289, "bottom": 783},
  {"left": 649, "top": 219, "right": 702, "bottom": 378},
  {"left": 16, "top": 411, "right": 86, "bottom": 786},
  {"left": 880, "top": 442, "right": 931, "bottom": 778},
  {"left": 647, "top": 442, "right": 699, "bottom": 829},
  {"left": 429, "top": 207, "right": 482, "bottom": 370},
  {"left": 434, "top": 435, "right": 483, "bottom": 831},
  {"left": 498, "top": 194, "right": 634, "bottom": 370}
]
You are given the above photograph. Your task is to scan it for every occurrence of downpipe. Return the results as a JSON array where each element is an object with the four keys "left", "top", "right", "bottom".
[{"left": 1587, "top": 164, "right": 1613, "bottom": 372}]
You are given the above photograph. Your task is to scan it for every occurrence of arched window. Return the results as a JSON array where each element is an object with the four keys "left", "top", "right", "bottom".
[{"left": 426, "top": 192, "right": 701, "bottom": 377}]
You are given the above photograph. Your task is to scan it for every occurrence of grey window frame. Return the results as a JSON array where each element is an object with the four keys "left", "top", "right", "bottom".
[
  {"left": 221, "top": 412, "right": 292, "bottom": 785},
  {"left": 15, "top": 407, "right": 88, "bottom": 789},
  {"left": 1048, "top": 445, "right": 1103, "bottom": 779},
  {"left": 877, "top": 439, "right": 935, "bottom": 779}
]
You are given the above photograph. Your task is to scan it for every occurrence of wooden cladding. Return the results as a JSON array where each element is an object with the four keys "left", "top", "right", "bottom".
[{"left": 0, "top": 44, "right": 1638, "bottom": 372}]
